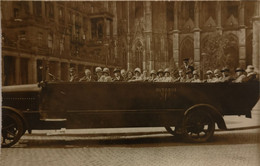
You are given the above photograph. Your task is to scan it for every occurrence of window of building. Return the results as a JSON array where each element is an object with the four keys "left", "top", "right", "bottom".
[
  {"left": 18, "top": 31, "right": 26, "bottom": 41},
  {"left": 59, "top": 37, "right": 64, "bottom": 55},
  {"left": 135, "top": 2, "right": 144, "bottom": 19},
  {"left": 37, "top": 32, "right": 43, "bottom": 46},
  {"left": 47, "top": 34, "right": 53, "bottom": 49},
  {"left": 33, "top": 1, "right": 42, "bottom": 17},
  {"left": 59, "top": 7, "right": 64, "bottom": 23},
  {"left": 14, "top": 8, "right": 20, "bottom": 18},
  {"left": 90, "top": 17, "right": 106, "bottom": 40},
  {"left": 226, "top": 2, "right": 239, "bottom": 18},
  {"left": 46, "top": 2, "right": 54, "bottom": 19}
]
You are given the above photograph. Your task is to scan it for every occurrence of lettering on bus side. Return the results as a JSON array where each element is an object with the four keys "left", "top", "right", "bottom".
[{"left": 155, "top": 88, "right": 177, "bottom": 101}]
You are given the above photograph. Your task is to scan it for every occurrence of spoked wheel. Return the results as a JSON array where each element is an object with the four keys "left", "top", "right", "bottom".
[
  {"left": 165, "top": 126, "right": 183, "bottom": 139},
  {"left": 1, "top": 112, "right": 24, "bottom": 148},
  {"left": 182, "top": 111, "right": 215, "bottom": 143}
]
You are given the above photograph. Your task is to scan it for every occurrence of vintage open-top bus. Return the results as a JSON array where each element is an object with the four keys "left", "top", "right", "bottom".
[{"left": 1, "top": 81, "right": 259, "bottom": 147}]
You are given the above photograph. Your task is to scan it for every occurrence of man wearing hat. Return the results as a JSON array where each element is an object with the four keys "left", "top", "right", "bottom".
[
  {"left": 163, "top": 68, "right": 173, "bottom": 82},
  {"left": 175, "top": 69, "right": 186, "bottom": 82},
  {"left": 242, "top": 65, "right": 258, "bottom": 82},
  {"left": 112, "top": 68, "right": 123, "bottom": 82},
  {"left": 220, "top": 67, "right": 233, "bottom": 82},
  {"left": 79, "top": 69, "right": 94, "bottom": 82},
  {"left": 185, "top": 69, "right": 193, "bottom": 82},
  {"left": 69, "top": 67, "right": 79, "bottom": 82},
  {"left": 148, "top": 70, "right": 157, "bottom": 82},
  {"left": 233, "top": 68, "right": 246, "bottom": 83},
  {"left": 212, "top": 69, "right": 222, "bottom": 82},
  {"left": 128, "top": 68, "right": 143, "bottom": 82},
  {"left": 205, "top": 70, "right": 214, "bottom": 83},
  {"left": 99, "top": 68, "right": 112, "bottom": 82},
  {"left": 93, "top": 66, "right": 103, "bottom": 82},
  {"left": 120, "top": 69, "right": 128, "bottom": 82},
  {"left": 191, "top": 70, "right": 201, "bottom": 82},
  {"left": 182, "top": 58, "right": 194, "bottom": 73}
]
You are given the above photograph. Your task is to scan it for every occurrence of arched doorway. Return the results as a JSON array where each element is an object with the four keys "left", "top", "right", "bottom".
[{"left": 180, "top": 37, "right": 194, "bottom": 67}]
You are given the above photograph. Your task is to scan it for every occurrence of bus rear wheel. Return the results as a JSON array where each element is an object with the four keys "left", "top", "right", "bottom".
[{"left": 182, "top": 110, "right": 215, "bottom": 143}]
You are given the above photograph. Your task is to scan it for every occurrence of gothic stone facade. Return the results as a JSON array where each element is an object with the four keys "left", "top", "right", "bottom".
[
  {"left": 2, "top": 1, "right": 260, "bottom": 85},
  {"left": 123, "top": 1, "right": 260, "bottom": 72}
]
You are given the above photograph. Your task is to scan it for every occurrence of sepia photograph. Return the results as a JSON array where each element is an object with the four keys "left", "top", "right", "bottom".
[{"left": 1, "top": 0, "right": 260, "bottom": 165}]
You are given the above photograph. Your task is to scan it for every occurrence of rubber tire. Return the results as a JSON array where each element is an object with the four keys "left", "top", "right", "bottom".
[
  {"left": 182, "top": 111, "right": 215, "bottom": 143},
  {"left": 1, "top": 112, "right": 24, "bottom": 148}
]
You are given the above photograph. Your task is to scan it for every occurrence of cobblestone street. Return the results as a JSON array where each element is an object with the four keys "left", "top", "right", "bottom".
[{"left": 1, "top": 111, "right": 260, "bottom": 166}]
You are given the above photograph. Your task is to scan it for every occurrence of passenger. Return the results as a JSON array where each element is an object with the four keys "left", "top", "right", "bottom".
[
  {"left": 220, "top": 67, "right": 233, "bottom": 82},
  {"left": 176, "top": 69, "right": 186, "bottom": 82},
  {"left": 93, "top": 67, "right": 103, "bottom": 81},
  {"left": 163, "top": 68, "right": 173, "bottom": 82},
  {"left": 182, "top": 58, "right": 194, "bottom": 73},
  {"left": 148, "top": 70, "right": 157, "bottom": 82},
  {"left": 212, "top": 69, "right": 222, "bottom": 82},
  {"left": 112, "top": 68, "right": 124, "bottom": 82},
  {"left": 126, "top": 70, "right": 134, "bottom": 82},
  {"left": 120, "top": 69, "right": 128, "bottom": 81},
  {"left": 191, "top": 70, "right": 201, "bottom": 83},
  {"left": 185, "top": 69, "right": 193, "bottom": 82},
  {"left": 242, "top": 65, "right": 258, "bottom": 82},
  {"left": 99, "top": 68, "right": 112, "bottom": 82},
  {"left": 69, "top": 67, "right": 79, "bottom": 82},
  {"left": 129, "top": 68, "right": 143, "bottom": 82},
  {"left": 233, "top": 68, "right": 246, "bottom": 83},
  {"left": 79, "top": 69, "right": 94, "bottom": 82},
  {"left": 154, "top": 69, "right": 164, "bottom": 82},
  {"left": 142, "top": 70, "right": 149, "bottom": 82},
  {"left": 205, "top": 70, "right": 214, "bottom": 82}
]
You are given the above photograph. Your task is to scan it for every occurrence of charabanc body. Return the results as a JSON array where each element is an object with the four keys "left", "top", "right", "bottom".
[{"left": 2, "top": 81, "right": 259, "bottom": 147}]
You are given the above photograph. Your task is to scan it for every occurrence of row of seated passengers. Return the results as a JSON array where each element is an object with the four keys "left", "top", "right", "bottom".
[{"left": 69, "top": 65, "right": 258, "bottom": 83}]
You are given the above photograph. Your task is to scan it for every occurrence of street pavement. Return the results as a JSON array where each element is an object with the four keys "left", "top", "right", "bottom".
[{"left": 1, "top": 102, "right": 260, "bottom": 166}]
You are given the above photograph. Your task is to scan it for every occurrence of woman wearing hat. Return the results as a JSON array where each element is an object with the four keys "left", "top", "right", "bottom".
[
  {"left": 162, "top": 68, "right": 174, "bottom": 82},
  {"left": 242, "top": 65, "right": 258, "bottom": 82},
  {"left": 233, "top": 68, "right": 246, "bottom": 83},
  {"left": 205, "top": 70, "right": 214, "bottom": 83},
  {"left": 128, "top": 68, "right": 143, "bottom": 82},
  {"left": 154, "top": 69, "right": 164, "bottom": 82},
  {"left": 112, "top": 68, "right": 123, "bottom": 82},
  {"left": 99, "top": 68, "right": 112, "bottom": 82},
  {"left": 191, "top": 70, "right": 201, "bottom": 83},
  {"left": 148, "top": 70, "right": 157, "bottom": 82}
]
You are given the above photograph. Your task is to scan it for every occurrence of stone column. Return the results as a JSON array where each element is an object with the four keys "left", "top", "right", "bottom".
[
  {"left": 41, "top": 1, "right": 45, "bottom": 18},
  {"left": 193, "top": 1, "right": 201, "bottom": 68},
  {"left": 112, "top": 2, "right": 118, "bottom": 59},
  {"left": 216, "top": 1, "right": 222, "bottom": 35},
  {"left": 15, "top": 57, "right": 21, "bottom": 85},
  {"left": 252, "top": 1, "right": 260, "bottom": 71},
  {"left": 28, "top": 57, "right": 37, "bottom": 84},
  {"left": 28, "top": 1, "right": 33, "bottom": 15},
  {"left": 238, "top": 2, "right": 246, "bottom": 68},
  {"left": 173, "top": 2, "right": 180, "bottom": 67},
  {"left": 144, "top": 1, "right": 153, "bottom": 70},
  {"left": 54, "top": 2, "right": 58, "bottom": 24},
  {"left": 126, "top": 2, "right": 132, "bottom": 70}
]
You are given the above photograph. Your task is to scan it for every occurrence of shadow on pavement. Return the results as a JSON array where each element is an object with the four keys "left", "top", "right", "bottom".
[{"left": 14, "top": 129, "right": 260, "bottom": 149}]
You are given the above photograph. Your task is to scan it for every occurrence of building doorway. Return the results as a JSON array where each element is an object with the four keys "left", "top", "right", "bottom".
[{"left": 180, "top": 37, "right": 194, "bottom": 67}]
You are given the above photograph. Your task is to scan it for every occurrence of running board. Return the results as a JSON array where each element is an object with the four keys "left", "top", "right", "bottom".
[{"left": 40, "top": 118, "right": 67, "bottom": 121}]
